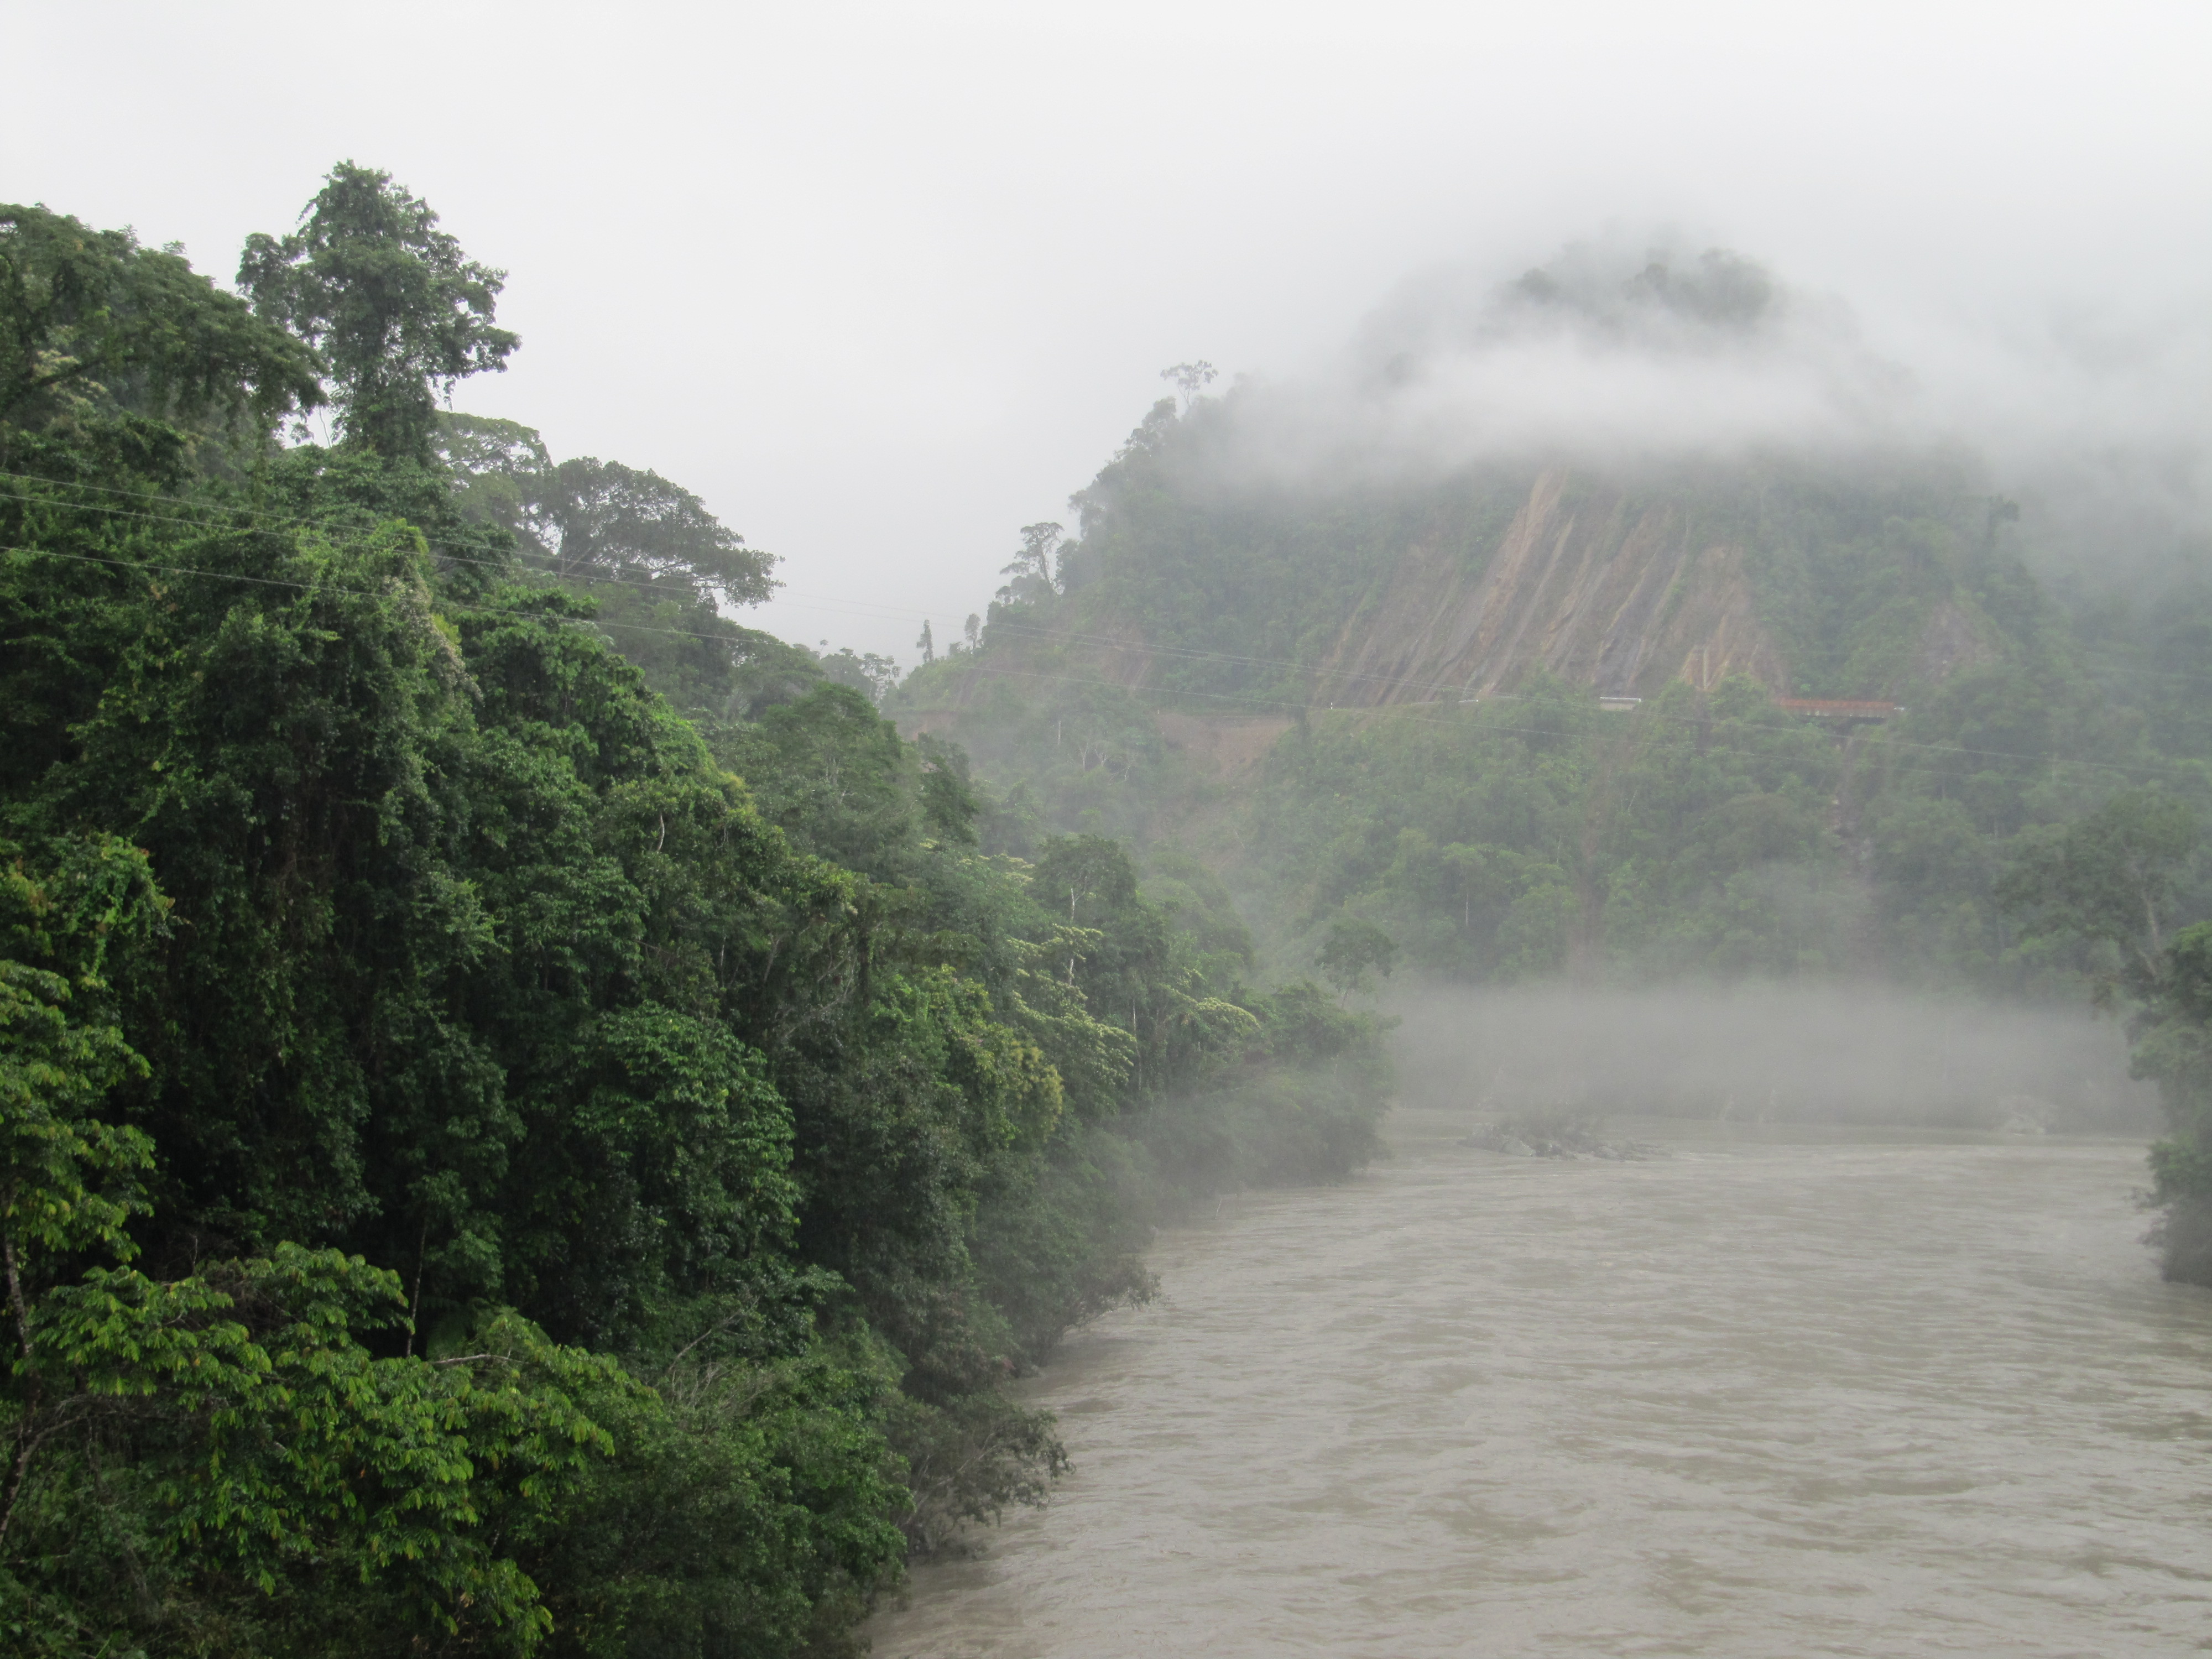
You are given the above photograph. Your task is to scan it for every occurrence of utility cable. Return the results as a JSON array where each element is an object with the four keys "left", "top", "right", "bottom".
[{"left": 8, "top": 486, "right": 2210, "bottom": 779}]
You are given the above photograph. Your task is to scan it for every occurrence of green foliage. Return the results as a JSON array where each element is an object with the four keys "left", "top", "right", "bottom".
[
  {"left": 718, "top": 685, "right": 923, "bottom": 878},
  {"left": 1035, "top": 396, "right": 1496, "bottom": 707},
  {"left": 892, "top": 672, "right": 1180, "bottom": 846},
  {"left": 1316, "top": 916, "right": 1396, "bottom": 996},
  {"left": 0, "top": 202, "right": 320, "bottom": 477},
  {"left": 527, "top": 1337, "right": 907, "bottom": 1659},
  {"left": 1, "top": 838, "right": 164, "bottom": 1284},
  {"left": 241, "top": 162, "right": 517, "bottom": 463},
  {"left": 525, "top": 456, "right": 772, "bottom": 608},
  {"left": 1, "top": 173, "right": 1392, "bottom": 1655},
  {"left": 2122, "top": 924, "right": 2212, "bottom": 1282},
  {"left": 12, "top": 1249, "right": 622, "bottom": 1654},
  {"left": 996, "top": 521, "right": 1066, "bottom": 609},
  {"left": 895, "top": 374, "right": 2212, "bottom": 1003},
  {"left": 433, "top": 413, "right": 864, "bottom": 724},
  {"left": 1226, "top": 675, "right": 1858, "bottom": 984},
  {"left": 885, "top": 1385, "right": 1068, "bottom": 1556},
  {"left": 916, "top": 409, "right": 2201, "bottom": 998},
  {"left": 1997, "top": 789, "right": 2203, "bottom": 989},
  {"left": 1125, "top": 979, "right": 1390, "bottom": 1197}
]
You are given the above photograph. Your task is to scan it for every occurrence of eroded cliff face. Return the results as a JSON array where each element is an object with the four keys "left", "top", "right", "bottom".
[
  {"left": 1913, "top": 597, "right": 1996, "bottom": 684},
  {"left": 1313, "top": 467, "right": 1785, "bottom": 706},
  {"left": 906, "top": 457, "right": 2002, "bottom": 744}
]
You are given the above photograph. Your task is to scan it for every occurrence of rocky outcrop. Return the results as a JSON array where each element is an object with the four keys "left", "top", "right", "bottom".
[
  {"left": 1151, "top": 711, "right": 1294, "bottom": 777},
  {"left": 1913, "top": 598, "right": 1994, "bottom": 686},
  {"left": 1312, "top": 466, "right": 1786, "bottom": 706}
]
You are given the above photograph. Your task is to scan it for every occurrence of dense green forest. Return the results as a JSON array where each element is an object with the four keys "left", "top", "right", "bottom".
[
  {"left": 8, "top": 162, "right": 2212, "bottom": 1654},
  {"left": 0, "top": 169, "right": 1391, "bottom": 1654},
  {"left": 893, "top": 363, "right": 2212, "bottom": 1273}
]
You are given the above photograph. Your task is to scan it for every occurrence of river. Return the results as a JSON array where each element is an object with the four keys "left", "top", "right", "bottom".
[{"left": 866, "top": 1112, "right": 2212, "bottom": 1656}]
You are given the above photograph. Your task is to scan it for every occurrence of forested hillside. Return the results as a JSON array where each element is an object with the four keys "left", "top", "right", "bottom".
[
  {"left": 0, "top": 169, "right": 1390, "bottom": 1655},
  {"left": 9, "top": 166, "right": 2212, "bottom": 1653},
  {"left": 900, "top": 392, "right": 2212, "bottom": 985},
  {"left": 890, "top": 254, "right": 2212, "bottom": 1274}
]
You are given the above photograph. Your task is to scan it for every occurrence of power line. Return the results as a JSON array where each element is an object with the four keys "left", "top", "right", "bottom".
[
  {"left": 9, "top": 480, "right": 2210, "bottom": 778},
  {"left": 874, "top": 661, "right": 2193, "bottom": 791},
  {"left": 16, "top": 461, "right": 2212, "bottom": 684},
  {"left": 10, "top": 540, "right": 2203, "bottom": 795},
  {"left": 1, "top": 544, "right": 764, "bottom": 651},
  {"left": 0, "top": 473, "right": 767, "bottom": 606}
]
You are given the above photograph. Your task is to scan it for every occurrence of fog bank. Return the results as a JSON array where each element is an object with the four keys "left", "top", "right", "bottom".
[
  {"left": 1180, "top": 232, "right": 2210, "bottom": 595},
  {"left": 1390, "top": 982, "right": 2156, "bottom": 1133}
]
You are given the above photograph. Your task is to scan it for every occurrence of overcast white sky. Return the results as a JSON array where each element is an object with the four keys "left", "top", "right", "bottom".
[{"left": 8, "top": 2, "right": 2210, "bottom": 659}]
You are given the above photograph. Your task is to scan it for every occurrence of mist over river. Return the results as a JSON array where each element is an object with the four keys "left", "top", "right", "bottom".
[{"left": 868, "top": 1111, "right": 2212, "bottom": 1657}]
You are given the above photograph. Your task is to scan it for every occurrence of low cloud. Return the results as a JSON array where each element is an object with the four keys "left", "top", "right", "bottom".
[
  {"left": 1204, "top": 234, "right": 1925, "bottom": 478},
  {"left": 1187, "top": 231, "right": 2210, "bottom": 577},
  {"left": 1390, "top": 981, "right": 2156, "bottom": 1134}
]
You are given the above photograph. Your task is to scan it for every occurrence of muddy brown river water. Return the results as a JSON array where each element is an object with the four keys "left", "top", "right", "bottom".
[{"left": 866, "top": 1113, "right": 2212, "bottom": 1657}]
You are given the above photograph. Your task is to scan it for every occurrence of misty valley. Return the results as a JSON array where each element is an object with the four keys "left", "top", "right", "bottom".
[{"left": 5, "top": 168, "right": 2211, "bottom": 1657}]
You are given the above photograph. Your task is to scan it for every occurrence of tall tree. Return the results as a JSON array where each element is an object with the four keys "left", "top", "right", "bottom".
[
  {"left": 2132, "top": 922, "right": 2212, "bottom": 1281},
  {"left": 239, "top": 163, "right": 516, "bottom": 463},
  {"left": 996, "top": 521, "right": 1063, "bottom": 607},
  {"left": 440, "top": 416, "right": 774, "bottom": 607},
  {"left": 1159, "top": 359, "right": 1217, "bottom": 413},
  {"left": 1998, "top": 788, "right": 2203, "bottom": 990},
  {"left": 527, "top": 454, "right": 774, "bottom": 607},
  {"left": 1, "top": 202, "right": 319, "bottom": 473}
]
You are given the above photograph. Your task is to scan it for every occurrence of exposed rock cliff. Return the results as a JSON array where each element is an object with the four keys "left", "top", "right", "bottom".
[
  {"left": 1312, "top": 466, "right": 1786, "bottom": 706},
  {"left": 895, "top": 418, "right": 2008, "bottom": 760}
]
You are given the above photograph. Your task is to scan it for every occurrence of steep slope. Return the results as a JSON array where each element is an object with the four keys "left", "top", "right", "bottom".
[
  {"left": 1312, "top": 466, "right": 1784, "bottom": 705},
  {"left": 902, "top": 411, "right": 1994, "bottom": 730}
]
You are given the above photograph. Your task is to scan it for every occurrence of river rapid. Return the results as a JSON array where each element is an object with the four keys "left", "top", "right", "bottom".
[{"left": 867, "top": 1112, "right": 2212, "bottom": 1657}]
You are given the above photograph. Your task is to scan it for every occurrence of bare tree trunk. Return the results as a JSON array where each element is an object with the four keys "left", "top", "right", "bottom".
[{"left": 2, "top": 1227, "right": 32, "bottom": 1366}]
